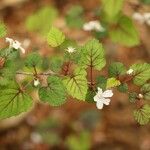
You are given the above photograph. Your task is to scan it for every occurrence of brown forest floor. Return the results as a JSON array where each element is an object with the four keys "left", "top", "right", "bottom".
[{"left": 0, "top": 0, "right": 150, "bottom": 150}]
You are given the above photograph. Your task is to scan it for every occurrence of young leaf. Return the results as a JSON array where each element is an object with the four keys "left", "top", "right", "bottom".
[
  {"left": 109, "top": 15, "right": 140, "bottom": 47},
  {"left": 47, "top": 27, "right": 65, "bottom": 47},
  {"left": 141, "top": 84, "right": 150, "bottom": 100},
  {"left": 85, "top": 88, "right": 95, "bottom": 103},
  {"left": 0, "top": 22, "right": 7, "bottom": 38},
  {"left": 106, "top": 77, "right": 121, "bottom": 89},
  {"left": 108, "top": 62, "right": 126, "bottom": 77},
  {"left": 131, "top": 63, "right": 150, "bottom": 86},
  {"left": 25, "top": 52, "right": 42, "bottom": 68},
  {"left": 63, "top": 68, "right": 88, "bottom": 100},
  {"left": 101, "top": 0, "right": 124, "bottom": 22},
  {"left": 39, "top": 76, "right": 67, "bottom": 106},
  {"left": 78, "top": 39, "right": 106, "bottom": 71},
  {"left": 0, "top": 82, "right": 33, "bottom": 119},
  {"left": 133, "top": 104, "right": 150, "bottom": 125}
]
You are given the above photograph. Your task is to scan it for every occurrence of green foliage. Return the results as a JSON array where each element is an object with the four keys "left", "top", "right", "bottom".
[
  {"left": 65, "top": 5, "right": 85, "bottom": 29},
  {"left": 47, "top": 27, "right": 65, "bottom": 47},
  {"left": 63, "top": 68, "right": 88, "bottom": 100},
  {"left": 101, "top": 0, "right": 124, "bottom": 23},
  {"left": 25, "top": 52, "right": 42, "bottom": 68},
  {"left": 85, "top": 88, "right": 95, "bottom": 103},
  {"left": 106, "top": 77, "right": 121, "bottom": 89},
  {"left": 26, "top": 6, "right": 58, "bottom": 36},
  {"left": 49, "top": 56, "right": 63, "bottom": 73},
  {"left": 109, "top": 15, "right": 140, "bottom": 47},
  {"left": 0, "top": 82, "right": 33, "bottom": 119},
  {"left": 117, "top": 83, "right": 128, "bottom": 93},
  {"left": 78, "top": 39, "right": 106, "bottom": 70},
  {"left": 96, "top": 76, "right": 107, "bottom": 90},
  {"left": 108, "top": 62, "right": 126, "bottom": 77},
  {"left": 140, "top": 0, "right": 150, "bottom": 4},
  {"left": 39, "top": 76, "right": 67, "bottom": 106},
  {"left": 141, "top": 84, "right": 150, "bottom": 100},
  {"left": 131, "top": 63, "right": 150, "bottom": 86},
  {"left": 66, "top": 131, "right": 91, "bottom": 150},
  {"left": 0, "top": 22, "right": 7, "bottom": 38},
  {"left": 133, "top": 104, "right": 150, "bottom": 125},
  {"left": 128, "top": 92, "right": 138, "bottom": 103}
]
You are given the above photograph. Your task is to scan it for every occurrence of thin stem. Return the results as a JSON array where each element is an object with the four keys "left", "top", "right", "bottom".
[{"left": 16, "top": 72, "right": 34, "bottom": 76}]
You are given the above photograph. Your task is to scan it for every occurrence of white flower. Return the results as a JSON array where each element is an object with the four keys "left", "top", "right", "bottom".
[
  {"left": 83, "top": 20, "right": 105, "bottom": 32},
  {"left": 6, "top": 37, "right": 25, "bottom": 54},
  {"left": 94, "top": 87, "right": 113, "bottom": 109},
  {"left": 66, "top": 46, "right": 76, "bottom": 53},
  {"left": 138, "top": 93, "right": 144, "bottom": 99},
  {"left": 127, "top": 69, "right": 134, "bottom": 75},
  {"left": 132, "top": 12, "right": 145, "bottom": 24},
  {"left": 34, "top": 79, "right": 40, "bottom": 87},
  {"left": 143, "top": 13, "right": 150, "bottom": 25}
]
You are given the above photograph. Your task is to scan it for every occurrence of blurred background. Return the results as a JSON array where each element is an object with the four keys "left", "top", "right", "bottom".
[{"left": 0, "top": 0, "right": 150, "bottom": 149}]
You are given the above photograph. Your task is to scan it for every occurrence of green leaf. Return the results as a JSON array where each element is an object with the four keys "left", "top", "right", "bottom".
[
  {"left": 109, "top": 15, "right": 140, "bottom": 47},
  {"left": 133, "top": 104, "right": 150, "bottom": 125},
  {"left": 0, "top": 22, "right": 7, "bottom": 38},
  {"left": 63, "top": 68, "right": 88, "bottom": 100},
  {"left": 0, "top": 82, "right": 33, "bottom": 119},
  {"left": 141, "top": 84, "right": 150, "bottom": 100},
  {"left": 117, "top": 83, "right": 128, "bottom": 93},
  {"left": 106, "top": 77, "right": 121, "bottom": 89},
  {"left": 39, "top": 76, "right": 67, "bottom": 106},
  {"left": 96, "top": 76, "right": 107, "bottom": 90},
  {"left": 78, "top": 39, "right": 106, "bottom": 71},
  {"left": 128, "top": 92, "right": 138, "bottom": 103},
  {"left": 85, "top": 88, "right": 95, "bottom": 103},
  {"left": 49, "top": 56, "right": 63, "bottom": 73},
  {"left": 25, "top": 52, "right": 42, "bottom": 68},
  {"left": 108, "top": 62, "right": 126, "bottom": 77},
  {"left": 26, "top": 6, "right": 58, "bottom": 36},
  {"left": 131, "top": 63, "right": 150, "bottom": 86},
  {"left": 47, "top": 27, "right": 65, "bottom": 47},
  {"left": 101, "top": 0, "right": 124, "bottom": 22},
  {"left": 65, "top": 5, "right": 85, "bottom": 29},
  {"left": 66, "top": 131, "right": 91, "bottom": 150},
  {"left": 140, "top": 0, "right": 150, "bottom": 4}
]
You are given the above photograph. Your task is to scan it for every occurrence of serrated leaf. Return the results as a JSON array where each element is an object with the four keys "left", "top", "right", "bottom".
[
  {"left": 141, "top": 84, "right": 150, "bottom": 100},
  {"left": 133, "top": 104, "right": 150, "bottom": 125},
  {"left": 106, "top": 77, "right": 121, "bottom": 89},
  {"left": 25, "top": 52, "right": 42, "bottom": 68},
  {"left": 47, "top": 27, "right": 65, "bottom": 47},
  {"left": 78, "top": 39, "right": 106, "bottom": 71},
  {"left": 0, "top": 22, "right": 7, "bottom": 38},
  {"left": 26, "top": 6, "right": 58, "bottom": 36},
  {"left": 109, "top": 15, "right": 140, "bottom": 47},
  {"left": 63, "top": 68, "right": 88, "bottom": 100},
  {"left": 131, "top": 63, "right": 150, "bottom": 86},
  {"left": 101, "top": 0, "right": 124, "bottom": 22},
  {"left": 0, "top": 82, "right": 33, "bottom": 119},
  {"left": 108, "top": 62, "right": 126, "bottom": 77},
  {"left": 39, "top": 76, "right": 67, "bottom": 106},
  {"left": 117, "top": 83, "right": 128, "bottom": 93}
]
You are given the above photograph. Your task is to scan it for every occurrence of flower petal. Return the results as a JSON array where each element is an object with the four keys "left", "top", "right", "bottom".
[
  {"left": 102, "top": 90, "right": 113, "bottom": 98},
  {"left": 94, "top": 95, "right": 99, "bottom": 102},
  {"left": 96, "top": 100, "right": 103, "bottom": 109},
  {"left": 103, "top": 98, "right": 111, "bottom": 106}
]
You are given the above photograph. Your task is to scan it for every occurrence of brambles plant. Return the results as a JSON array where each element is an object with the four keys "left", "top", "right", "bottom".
[{"left": 0, "top": 21, "right": 150, "bottom": 125}]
